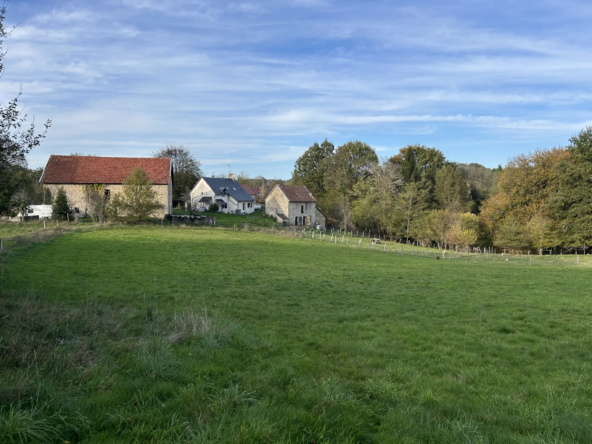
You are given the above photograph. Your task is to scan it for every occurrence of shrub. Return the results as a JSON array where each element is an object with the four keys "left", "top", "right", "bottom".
[
  {"left": 208, "top": 203, "right": 219, "bottom": 212},
  {"left": 120, "top": 168, "right": 163, "bottom": 221},
  {"left": 82, "top": 184, "right": 107, "bottom": 223}
]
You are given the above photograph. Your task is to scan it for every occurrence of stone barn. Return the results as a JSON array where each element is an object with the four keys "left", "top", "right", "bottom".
[
  {"left": 40, "top": 155, "right": 173, "bottom": 218},
  {"left": 265, "top": 184, "right": 326, "bottom": 229}
]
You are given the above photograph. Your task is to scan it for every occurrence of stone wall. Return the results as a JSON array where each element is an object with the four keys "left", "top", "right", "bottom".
[
  {"left": 315, "top": 208, "right": 326, "bottom": 230},
  {"left": 45, "top": 183, "right": 171, "bottom": 218},
  {"left": 288, "top": 202, "right": 316, "bottom": 227},
  {"left": 265, "top": 186, "right": 289, "bottom": 222}
]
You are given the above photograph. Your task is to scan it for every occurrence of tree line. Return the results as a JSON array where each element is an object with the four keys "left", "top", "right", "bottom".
[{"left": 291, "top": 129, "right": 592, "bottom": 253}]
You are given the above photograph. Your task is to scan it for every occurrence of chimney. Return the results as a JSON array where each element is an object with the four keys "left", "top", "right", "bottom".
[{"left": 229, "top": 173, "right": 236, "bottom": 181}]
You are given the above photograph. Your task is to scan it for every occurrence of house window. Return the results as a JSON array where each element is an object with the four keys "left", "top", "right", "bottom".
[
  {"left": 27, "top": 208, "right": 34, "bottom": 214},
  {"left": 247, "top": 203, "right": 252, "bottom": 208},
  {"left": 243, "top": 203, "right": 245, "bottom": 210},
  {"left": 74, "top": 207, "right": 80, "bottom": 214},
  {"left": 105, "top": 189, "right": 110, "bottom": 199},
  {"left": 301, "top": 205, "right": 304, "bottom": 213}
]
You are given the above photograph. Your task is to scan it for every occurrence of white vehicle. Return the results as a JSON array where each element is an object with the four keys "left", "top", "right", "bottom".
[
  {"left": 253, "top": 204, "right": 262, "bottom": 211},
  {"left": 8, "top": 205, "right": 53, "bottom": 222}
]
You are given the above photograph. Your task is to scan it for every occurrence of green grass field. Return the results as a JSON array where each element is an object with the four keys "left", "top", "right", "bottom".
[{"left": 1, "top": 226, "right": 592, "bottom": 443}]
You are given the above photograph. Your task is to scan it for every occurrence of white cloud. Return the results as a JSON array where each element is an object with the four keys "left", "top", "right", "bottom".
[{"left": 6, "top": 0, "right": 592, "bottom": 175}]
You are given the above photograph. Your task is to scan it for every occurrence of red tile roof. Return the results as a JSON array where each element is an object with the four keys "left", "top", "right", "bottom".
[
  {"left": 240, "top": 184, "right": 261, "bottom": 195},
  {"left": 40, "top": 155, "right": 172, "bottom": 185},
  {"left": 278, "top": 185, "right": 316, "bottom": 202}
]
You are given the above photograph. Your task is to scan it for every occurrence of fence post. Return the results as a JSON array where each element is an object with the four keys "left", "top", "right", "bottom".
[{"left": 553, "top": 254, "right": 555, "bottom": 266}]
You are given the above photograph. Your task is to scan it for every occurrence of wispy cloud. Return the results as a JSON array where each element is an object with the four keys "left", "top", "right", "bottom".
[{"left": 6, "top": 0, "right": 592, "bottom": 176}]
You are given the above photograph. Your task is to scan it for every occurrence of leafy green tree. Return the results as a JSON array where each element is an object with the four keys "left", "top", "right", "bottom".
[
  {"left": 352, "top": 161, "right": 403, "bottom": 234},
  {"left": 292, "top": 139, "right": 334, "bottom": 198},
  {"left": 52, "top": 187, "right": 71, "bottom": 221},
  {"left": 434, "top": 165, "right": 469, "bottom": 212},
  {"left": 552, "top": 127, "right": 592, "bottom": 247},
  {"left": 422, "top": 209, "right": 455, "bottom": 249},
  {"left": 527, "top": 213, "right": 560, "bottom": 255},
  {"left": 153, "top": 145, "right": 202, "bottom": 205},
  {"left": 120, "top": 168, "right": 163, "bottom": 220},
  {"left": 392, "top": 182, "right": 429, "bottom": 242},
  {"left": 494, "top": 216, "right": 529, "bottom": 251},
  {"left": 322, "top": 141, "right": 378, "bottom": 228},
  {"left": 389, "top": 145, "right": 446, "bottom": 186},
  {"left": 0, "top": 6, "right": 51, "bottom": 215}
]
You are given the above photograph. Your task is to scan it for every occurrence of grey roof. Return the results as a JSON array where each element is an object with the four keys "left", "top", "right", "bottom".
[
  {"left": 198, "top": 196, "right": 212, "bottom": 202},
  {"left": 201, "top": 177, "right": 255, "bottom": 202}
]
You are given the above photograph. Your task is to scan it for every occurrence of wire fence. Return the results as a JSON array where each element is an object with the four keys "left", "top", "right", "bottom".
[{"left": 1, "top": 220, "right": 589, "bottom": 268}]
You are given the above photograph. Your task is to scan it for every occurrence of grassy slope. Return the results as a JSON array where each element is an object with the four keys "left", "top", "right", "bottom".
[{"left": 1, "top": 227, "right": 592, "bottom": 443}]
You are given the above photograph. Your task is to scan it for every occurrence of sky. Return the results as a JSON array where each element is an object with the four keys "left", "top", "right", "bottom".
[{"left": 5, "top": 0, "right": 592, "bottom": 178}]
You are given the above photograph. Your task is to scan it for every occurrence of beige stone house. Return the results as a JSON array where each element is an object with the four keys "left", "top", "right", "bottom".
[
  {"left": 40, "top": 155, "right": 173, "bottom": 217},
  {"left": 265, "top": 184, "right": 326, "bottom": 229}
]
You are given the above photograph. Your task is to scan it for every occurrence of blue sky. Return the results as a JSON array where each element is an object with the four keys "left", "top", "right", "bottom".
[{"left": 6, "top": 0, "right": 592, "bottom": 178}]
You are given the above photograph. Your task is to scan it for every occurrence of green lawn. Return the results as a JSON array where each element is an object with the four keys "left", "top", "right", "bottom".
[{"left": 1, "top": 226, "right": 592, "bottom": 443}]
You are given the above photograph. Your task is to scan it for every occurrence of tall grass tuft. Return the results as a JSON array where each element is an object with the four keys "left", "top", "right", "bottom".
[
  {"left": 167, "top": 308, "right": 236, "bottom": 348},
  {"left": 0, "top": 405, "right": 60, "bottom": 444}
]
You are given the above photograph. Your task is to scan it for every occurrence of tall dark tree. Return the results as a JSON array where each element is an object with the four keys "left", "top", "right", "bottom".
[
  {"left": 0, "top": 4, "right": 51, "bottom": 215},
  {"left": 389, "top": 145, "right": 446, "bottom": 186},
  {"left": 52, "top": 187, "right": 71, "bottom": 221},
  {"left": 434, "top": 165, "right": 469, "bottom": 213},
  {"left": 552, "top": 127, "right": 592, "bottom": 246},
  {"left": 291, "top": 139, "right": 334, "bottom": 198},
  {"left": 153, "top": 145, "right": 202, "bottom": 205}
]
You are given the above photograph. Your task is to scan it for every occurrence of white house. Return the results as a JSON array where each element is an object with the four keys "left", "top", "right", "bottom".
[{"left": 190, "top": 177, "right": 255, "bottom": 214}]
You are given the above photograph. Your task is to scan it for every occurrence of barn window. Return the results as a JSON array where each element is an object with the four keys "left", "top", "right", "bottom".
[
  {"left": 301, "top": 205, "right": 304, "bottom": 213},
  {"left": 74, "top": 207, "right": 80, "bottom": 214},
  {"left": 104, "top": 189, "right": 110, "bottom": 199}
]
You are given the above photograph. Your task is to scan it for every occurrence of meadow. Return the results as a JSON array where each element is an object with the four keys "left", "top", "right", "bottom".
[{"left": 1, "top": 225, "right": 591, "bottom": 443}]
